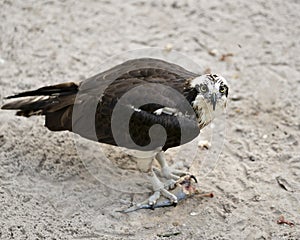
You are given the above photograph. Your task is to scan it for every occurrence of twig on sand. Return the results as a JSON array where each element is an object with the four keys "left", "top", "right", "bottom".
[{"left": 277, "top": 215, "right": 295, "bottom": 227}]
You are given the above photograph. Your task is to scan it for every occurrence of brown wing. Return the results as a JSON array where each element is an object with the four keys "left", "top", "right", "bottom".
[
  {"left": 2, "top": 58, "right": 200, "bottom": 150},
  {"left": 73, "top": 58, "right": 199, "bottom": 149}
]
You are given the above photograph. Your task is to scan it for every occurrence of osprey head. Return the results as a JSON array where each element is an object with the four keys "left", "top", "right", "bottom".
[{"left": 189, "top": 74, "right": 229, "bottom": 126}]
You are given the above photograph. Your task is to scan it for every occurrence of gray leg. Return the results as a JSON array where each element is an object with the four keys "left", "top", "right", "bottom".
[
  {"left": 147, "top": 168, "right": 177, "bottom": 206},
  {"left": 155, "top": 151, "right": 190, "bottom": 180},
  {"left": 136, "top": 155, "right": 178, "bottom": 206}
]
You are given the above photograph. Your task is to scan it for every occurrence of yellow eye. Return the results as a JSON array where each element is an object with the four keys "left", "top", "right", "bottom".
[
  {"left": 200, "top": 84, "right": 208, "bottom": 93},
  {"left": 219, "top": 86, "right": 226, "bottom": 93}
]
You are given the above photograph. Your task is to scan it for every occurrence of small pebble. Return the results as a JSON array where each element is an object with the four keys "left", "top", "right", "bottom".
[
  {"left": 164, "top": 43, "right": 173, "bottom": 52},
  {"left": 231, "top": 95, "right": 243, "bottom": 101},
  {"left": 190, "top": 212, "right": 200, "bottom": 216},
  {"left": 198, "top": 140, "right": 211, "bottom": 149},
  {"left": 172, "top": 221, "right": 179, "bottom": 226},
  {"left": 209, "top": 49, "right": 219, "bottom": 56}
]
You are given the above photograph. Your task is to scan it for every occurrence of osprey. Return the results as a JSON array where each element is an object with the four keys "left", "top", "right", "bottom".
[{"left": 1, "top": 58, "right": 229, "bottom": 206}]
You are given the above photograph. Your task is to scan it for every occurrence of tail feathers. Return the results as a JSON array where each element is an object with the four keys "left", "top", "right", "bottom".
[
  {"left": 1, "top": 82, "right": 79, "bottom": 117},
  {"left": 5, "top": 82, "right": 78, "bottom": 99},
  {"left": 2, "top": 96, "right": 54, "bottom": 117}
]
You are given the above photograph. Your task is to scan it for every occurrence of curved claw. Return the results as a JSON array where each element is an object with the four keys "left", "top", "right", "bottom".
[
  {"left": 190, "top": 175, "right": 198, "bottom": 183},
  {"left": 148, "top": 191, "right": 161, "bottom": 206}
]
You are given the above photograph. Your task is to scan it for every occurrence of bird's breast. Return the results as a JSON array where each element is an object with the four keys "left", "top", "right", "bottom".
[{"left": 193, "top": 98, "right": 214, "bottom": 130}]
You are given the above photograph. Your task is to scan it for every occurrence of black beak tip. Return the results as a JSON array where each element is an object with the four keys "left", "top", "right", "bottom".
[
  {"left": 211, "top": 93, "right": 217, "bottom": 111},
  {"left": 212, "top": 104, "right": 216, "bottom": 111}
]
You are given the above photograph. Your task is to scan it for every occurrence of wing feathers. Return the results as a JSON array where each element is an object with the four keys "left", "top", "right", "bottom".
[{"left": 1, "top": 58, "right": 200, "bottom": 149}]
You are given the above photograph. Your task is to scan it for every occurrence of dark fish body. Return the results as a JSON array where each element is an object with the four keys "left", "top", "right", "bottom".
[{"left": 120, "top": 187, "right": 190, "bottom": 213}]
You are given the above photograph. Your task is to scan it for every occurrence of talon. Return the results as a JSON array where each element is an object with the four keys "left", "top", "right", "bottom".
[
  {"left": 156, "top": 152, "right": 192, "bottom": 181},
  {"left": 148, "top": 191, "right": 161, "bottom": 206},
  {"left": 118, "top": 172, "right": 206, "bottom": 213},
  {"left": 190, "top": 175, "right": 198, "bottom": 183}
]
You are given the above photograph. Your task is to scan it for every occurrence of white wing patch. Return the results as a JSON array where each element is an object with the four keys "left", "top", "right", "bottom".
[
  {"left": 128, "top": 104, "right": 141, "bottom": 112},
  {"left": 154, "top": 107, "right": 178, "bottom": 116}
]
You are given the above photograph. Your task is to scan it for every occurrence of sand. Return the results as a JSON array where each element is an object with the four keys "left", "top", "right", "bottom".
[{"left": 0, "top": 0, "right": 299, "bottom": 239}]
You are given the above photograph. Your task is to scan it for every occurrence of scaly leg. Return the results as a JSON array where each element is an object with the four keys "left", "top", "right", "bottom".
[
  {"left": 135, "top": 149, "right": 193, "bottom": 206},
  {"left": 136, "top": 154, "right": 179, "bottom": 206},
  {"left": 147, "top": 168, "right": 178, "bottom": 206},
  {"left": 155, "top": 151, "right": 191, "bottom": 181}
]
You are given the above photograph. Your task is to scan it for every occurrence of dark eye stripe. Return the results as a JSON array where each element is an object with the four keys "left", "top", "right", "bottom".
[
  {"left": 219, "top": 85, "right": 228, "bottom": 96},
  {"left": 216, "top": 79, "right": 223, "bottom": 84}
]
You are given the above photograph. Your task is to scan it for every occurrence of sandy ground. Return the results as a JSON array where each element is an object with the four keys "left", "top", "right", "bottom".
[{"left": 0, "top": 0, "right": 300, "bottom": 239}]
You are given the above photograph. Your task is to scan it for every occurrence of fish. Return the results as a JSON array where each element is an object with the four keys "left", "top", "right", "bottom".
[{"left": 118, "top": 175, "right": 213, "bottom": 213}]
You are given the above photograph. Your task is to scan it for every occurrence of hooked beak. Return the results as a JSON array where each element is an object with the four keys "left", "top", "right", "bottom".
[{"left": 211, "top": 93, "right": 217, "bottom": 111}]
